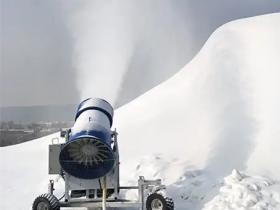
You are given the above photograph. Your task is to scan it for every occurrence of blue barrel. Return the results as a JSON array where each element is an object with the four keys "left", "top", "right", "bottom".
[{"left": 59, "top": 98, "right": 115, "bottom": 179}]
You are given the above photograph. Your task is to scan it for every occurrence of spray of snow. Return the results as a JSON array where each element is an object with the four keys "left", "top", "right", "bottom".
[
  {"left": 69, "top": 1, "right": 134, "bottom": 105},
  {"left": 68, "top": 1, "right": 192, "bottom": 107}
]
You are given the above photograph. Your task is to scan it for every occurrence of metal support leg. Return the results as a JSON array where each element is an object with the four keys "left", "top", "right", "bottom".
[
  {"left": 95, "top": 189, "right": 98, "bottom": 198},
  {"left": 138, "top": 176, "right": 145, "bottom": 210},
  {"left": 48, "top": 180, "right": 54, "bottom": 195},
  {"left": 86, "top": 190, "right": 90, "bottom": 199},
  {"left": 112, "top": 130, "right": 120, "bottom": 200},
  {"left": 65, "top": 175, "right": 70, "bottom": 201}
]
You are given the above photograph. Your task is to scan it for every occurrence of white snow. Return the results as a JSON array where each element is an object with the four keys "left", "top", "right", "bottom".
[
  {"left": 1, "top": 13, "right": 280, "bottom": 210},
  {"left": 122, "top": 156, "right": 280, "bottom": 210},
  {"left": 203, "top": 170, "right": 280, "bottom": 210},
  {"left": 115, "top": 13, "right": 280, "bottom": 178},
  {"left": 0, "top": 133, "right": 60, "bottom": 210}
]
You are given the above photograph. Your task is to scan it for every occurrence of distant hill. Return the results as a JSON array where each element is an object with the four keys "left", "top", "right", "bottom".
[{"left": 0, "top": 104, "right": 76, "bottom": 123}]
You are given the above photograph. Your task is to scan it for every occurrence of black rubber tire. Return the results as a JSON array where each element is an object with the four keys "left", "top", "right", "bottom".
[
  {"left": 146, "top": 193, "right": 174, "bottom": 210},
  {"left": 32, "top": 194, "right": 60, "bottom": 210}
]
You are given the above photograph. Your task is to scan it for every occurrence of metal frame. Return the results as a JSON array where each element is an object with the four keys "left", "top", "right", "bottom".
[
  {"left": 48, "top": 130, "right": 166, "bottom": 210},
  {"left": 48, "top": 176, "right": 165, "bottom": 210}
]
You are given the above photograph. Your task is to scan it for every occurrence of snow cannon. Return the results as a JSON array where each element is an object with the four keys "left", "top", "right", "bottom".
[
  {"left": 33, "top": 98, "right": 174, "bottom": 210},
  {"left": 59, "top": 98, "right": 115, "bottom": 179}
]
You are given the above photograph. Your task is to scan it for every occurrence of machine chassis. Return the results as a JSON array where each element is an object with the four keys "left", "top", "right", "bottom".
[
  {"left": 45, "top": 130, "right": 170, "bottom": 210},
  {"left": 53, "top": 177, "right": 165, "bottom": 210}
]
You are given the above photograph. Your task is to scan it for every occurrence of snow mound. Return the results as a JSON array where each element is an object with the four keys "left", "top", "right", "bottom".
[
  {"left": 123, "top": 156, "right": 280, "bottom": 210},
  {"left": 115, "top": 13, "right": 280, "bottom": 179},
  {"left": 122, "top": 155, "right": 219, "bottom": 210},
  {"left": 203, "top": 170, "right": 280, "bottom": 210}
]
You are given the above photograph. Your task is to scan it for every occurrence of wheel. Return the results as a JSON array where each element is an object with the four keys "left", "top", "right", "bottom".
[
  {"left": 32, "top": 194, "right": 60, "bottom": 210},
  {"left": 146, "top": 193, "right": 174, "bottom": 210}
]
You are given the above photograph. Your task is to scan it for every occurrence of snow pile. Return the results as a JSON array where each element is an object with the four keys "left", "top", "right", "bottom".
[
  {"left": 123, "top": 156, "right": 280, "bottom": 210},
  {"left": 115, "top": 13, "right": 280, "bottom": 179},
  {"left": 122, "top": 155, "right": 218, "bottom": 210},
  {"left": 203, "top": 170, "right": 280, "bottom": 210}
]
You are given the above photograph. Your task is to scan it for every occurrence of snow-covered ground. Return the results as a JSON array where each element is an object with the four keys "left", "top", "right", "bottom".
[{"left": 1, "top": 13, "right": 280, "bottom": 210}]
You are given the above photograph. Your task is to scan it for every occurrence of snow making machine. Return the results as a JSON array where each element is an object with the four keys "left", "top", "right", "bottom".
[{"left": 33, "top": 98, "right": 174, "bottom": 210}]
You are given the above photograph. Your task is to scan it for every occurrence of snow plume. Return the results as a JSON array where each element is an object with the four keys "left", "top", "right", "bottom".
[
  {"left": 69, "top": 1, "right": 134, "bottom": 106},
  {"left": 67, "top": 0, "right": 192, "bottom": 107}
]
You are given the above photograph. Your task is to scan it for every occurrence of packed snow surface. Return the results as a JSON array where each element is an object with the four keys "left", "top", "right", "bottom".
[{"left": 1, "top": 13, "right": 280, "bottom": 210}]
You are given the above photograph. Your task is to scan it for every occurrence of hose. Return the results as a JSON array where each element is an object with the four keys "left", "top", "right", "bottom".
[{"left": 101, "top": 177, "right": 107, "bottom": 210}]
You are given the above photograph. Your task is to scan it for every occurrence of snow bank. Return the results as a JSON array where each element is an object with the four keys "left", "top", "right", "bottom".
[{"left": 0, "top": 133, "right": 61, "bottom": 210}]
